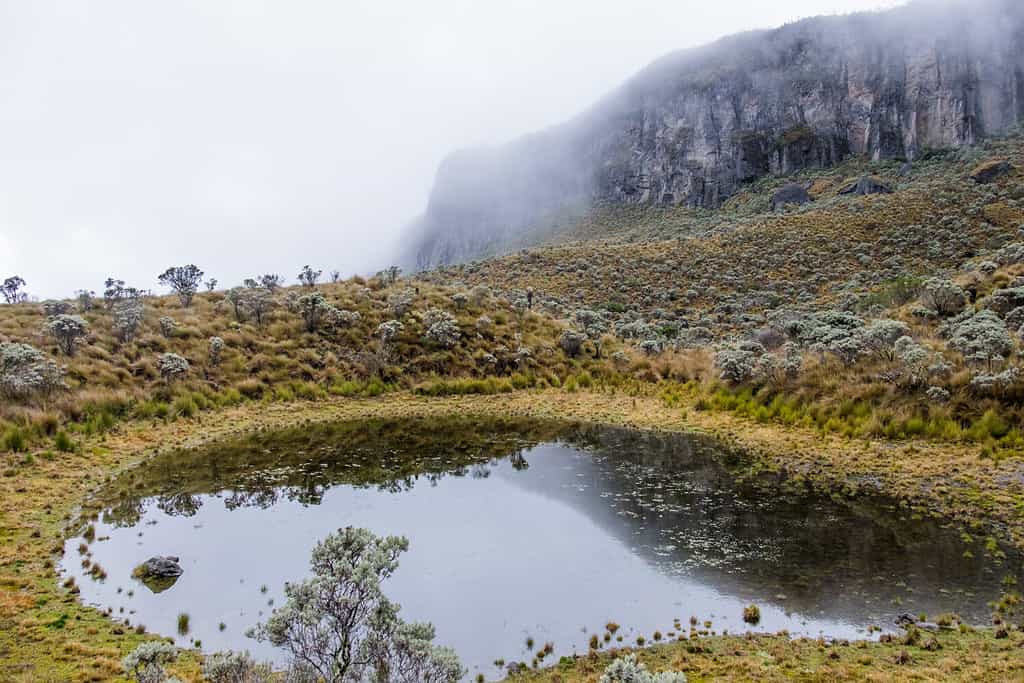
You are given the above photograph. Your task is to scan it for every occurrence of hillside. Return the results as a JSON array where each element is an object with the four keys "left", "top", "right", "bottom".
[{"left": 405, "top": 0, "right": 1024, "bottom": 269}]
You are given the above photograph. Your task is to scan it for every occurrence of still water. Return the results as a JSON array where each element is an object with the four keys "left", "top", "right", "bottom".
[{"left": 63, "top": 418, "right": 1019, "bottom": 680}]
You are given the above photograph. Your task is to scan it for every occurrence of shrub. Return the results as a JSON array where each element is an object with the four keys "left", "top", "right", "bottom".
[
  {"left": 54, "top": 430, "right": 75, "bottom": 452},
  {"left": 859, "top": 319, "right": 910, "bottom": 361},
  {"left": 45, "top": 314, "right": 89, "bottom": 356},
  {"left": 945, "top": 310, "right": 1013, "bottom": 368},
  {"left": 202, "top": 650, "right": 272, "bottom": 683},
  {"left": 388, "top": 288, "right": 415, "bottom": 318},
  {"left": 157, "top": 353, "right": 189, "bottom": 383},
  {"left": 743, "top": 604, "right": 761, "bottom": 624},
  {"left": 920, "top": 278, "right": 966, "bottom": 317},
  {"left": 296, "top": 292, "right": 332, "bottom": 332},
  {"left": 208, "top": 336, "right": 225, "bottom": 366},
  {"left": 987, "top": 287, "right": 1024, "bottom": 316},
  {"left": 600, "top": 655, "right": 687, "bottom": 683},
  {"left": 158, "top": 317, "right": 178, "bottom": 338},
  {"left": 122, "top": 641, "right": 177, "bottom": 683},
  {"left": 715, "top": 344, "right": 760, "bottom": 383},
  {"left": 249, "top": 527, "right": 464, "bottom": 683},
  {"left": 559, "top": 329, "right": 586, "bottom": 357},
  {"left": 422, "top": 308, "right": 460, "bottom": 348},
  {"left": 0, "top": 342, "right": 65, "bottom": 399},
  {"left": 41, "top": 300, "right": 73, "bottom": 317}
]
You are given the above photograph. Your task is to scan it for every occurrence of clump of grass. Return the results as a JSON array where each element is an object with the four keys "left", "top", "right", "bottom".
[
  {"left": 54, "top": 430, "right": 75, "bottom": 452},
  {"left": 743, "top": 604, "right": 761, "bottom": 625}
]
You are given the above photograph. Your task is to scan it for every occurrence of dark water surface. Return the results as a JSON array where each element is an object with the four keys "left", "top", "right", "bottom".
[{"left": 63, "top": 418, "right": 1020, "bottom": 680}]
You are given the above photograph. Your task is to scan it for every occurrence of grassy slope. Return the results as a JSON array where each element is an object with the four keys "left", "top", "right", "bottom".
[
  {"left": 3, "top": 390, "right": 1024, "bottom": 682},
  {"left": 430, "top": 136, "right": 1024, "bottom": 320},
  {"left": 0, "top": 278, "right": 613, "bottom": 455}
]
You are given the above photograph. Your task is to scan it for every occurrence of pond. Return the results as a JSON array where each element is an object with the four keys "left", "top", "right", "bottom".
[{"left": 63, "top": 417, "right": 1020, "bottom": 680}]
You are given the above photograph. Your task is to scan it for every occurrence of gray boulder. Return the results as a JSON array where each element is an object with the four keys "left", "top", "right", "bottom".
[
  {"left": 771, "top": 183, "right": 811, "bottom": 211},
  {"left": 839, "top": 175, "right": 893, "bottom": 196},
  {"left": 139, "top": 556, "right": 183, "bottom": 577},
  {"left": 970, "top": 159, "right": 1015, "bottom": 184},
  {"left": 133, "top": 556, "right": 184, "bottom": 593}
]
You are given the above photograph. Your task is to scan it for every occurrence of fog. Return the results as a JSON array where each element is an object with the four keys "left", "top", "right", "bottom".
[{"left": 0, "top": 0, "right": 898, "bottom": 299}]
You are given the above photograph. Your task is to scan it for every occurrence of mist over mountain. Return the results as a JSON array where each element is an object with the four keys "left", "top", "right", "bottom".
[{"left": 404, "top": 0, "right": 1024, "bottom": 270}]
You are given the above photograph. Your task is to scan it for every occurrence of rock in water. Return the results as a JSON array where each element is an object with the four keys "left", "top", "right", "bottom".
[
  {"left": 133, "top": 556, "right": 183, "bottom": 593},
  {"left": 140, "top": 556, "right": 183, "bottom": 577},
  {"left": 771, "top": 183, "right": 811, "bottom": 211}
]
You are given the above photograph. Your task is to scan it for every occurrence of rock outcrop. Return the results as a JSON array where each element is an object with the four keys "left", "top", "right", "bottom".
[{"left": 405, "top": 0, "right": 1024, "bottom": 269}]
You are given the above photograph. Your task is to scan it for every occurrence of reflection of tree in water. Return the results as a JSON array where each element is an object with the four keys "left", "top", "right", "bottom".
[
  {"left": 508, "top": 425, "right": 1024, "bottom": 624},
  {"left": 91, "top": 416, "right": 1022, "bottom": 626},
  {"left": 97, "top": 417, "right": 570, "bottom": 527}
]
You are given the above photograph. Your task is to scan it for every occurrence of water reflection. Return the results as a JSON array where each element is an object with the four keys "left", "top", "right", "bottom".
[{"left": 64, "top": 418, "right": 1020, "bottom": 680}]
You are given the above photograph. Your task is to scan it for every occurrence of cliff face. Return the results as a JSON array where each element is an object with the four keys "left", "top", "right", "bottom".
[{"left": 406, "top": 0, "right": 1024, "bottom": 269}]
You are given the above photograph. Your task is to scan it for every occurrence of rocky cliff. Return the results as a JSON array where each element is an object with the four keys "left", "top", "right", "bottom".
[{"left": 406, "top": 0, "right": 1024, "bottom": 269}]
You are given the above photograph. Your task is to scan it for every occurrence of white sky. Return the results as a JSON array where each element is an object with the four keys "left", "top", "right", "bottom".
[{"left": 0, "top": 0, "right": 900, "bottom": 298}]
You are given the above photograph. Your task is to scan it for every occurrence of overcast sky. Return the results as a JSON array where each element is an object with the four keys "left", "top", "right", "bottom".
[{"left": 1, "top": 0, "right": 900, "bottom": 299}]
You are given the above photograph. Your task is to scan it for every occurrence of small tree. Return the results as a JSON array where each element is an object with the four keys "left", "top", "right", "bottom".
[
  {"left": 113, "top": 298, "right": 145, "bottom": 343},
  {"left": 244, "top": 288, "right": 275, "bottom": 329},
  {"left": 158, "top": 265, "right": 203, "bottom": 308},
  {"left": 249, "top": 527, "right": 463, "bottom": 683},
  {"left": 575, "top": 309, "right": 608, "bottom": 357},
  {"left": 204, "top": 278, "right": 218, "bottom": 292},
  {"left": 330, "top": 269, "right": 342, "bottom": 283},
  {"left": 298, "top": 265, "right": 322, "bottom": 288},
  {"left": 157, "top": 353, "right": 189, "bottom": 383},
  {"left": 103, "top": 278, "right": 141, "bottom": 309},
  {"left": 45, "top": 314, "right": 89, "bottom": 356},
  {"left": 245, "top": 274, "right": 284, "bottom": 292},
  {"left": 382, "top": 265, "right": 402, "bottom": 286},
  {"left": 1, "top": 276, "right": 26, "bottom": 304},
  {"left": 225, "top": 287, "right": 247, "bottom": 322},
  {"left": 297, "top": 292, "right": 330, "bottom": 332},
  {"left": 75, "top": 290, "right": 95, "bottom": 313}
]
